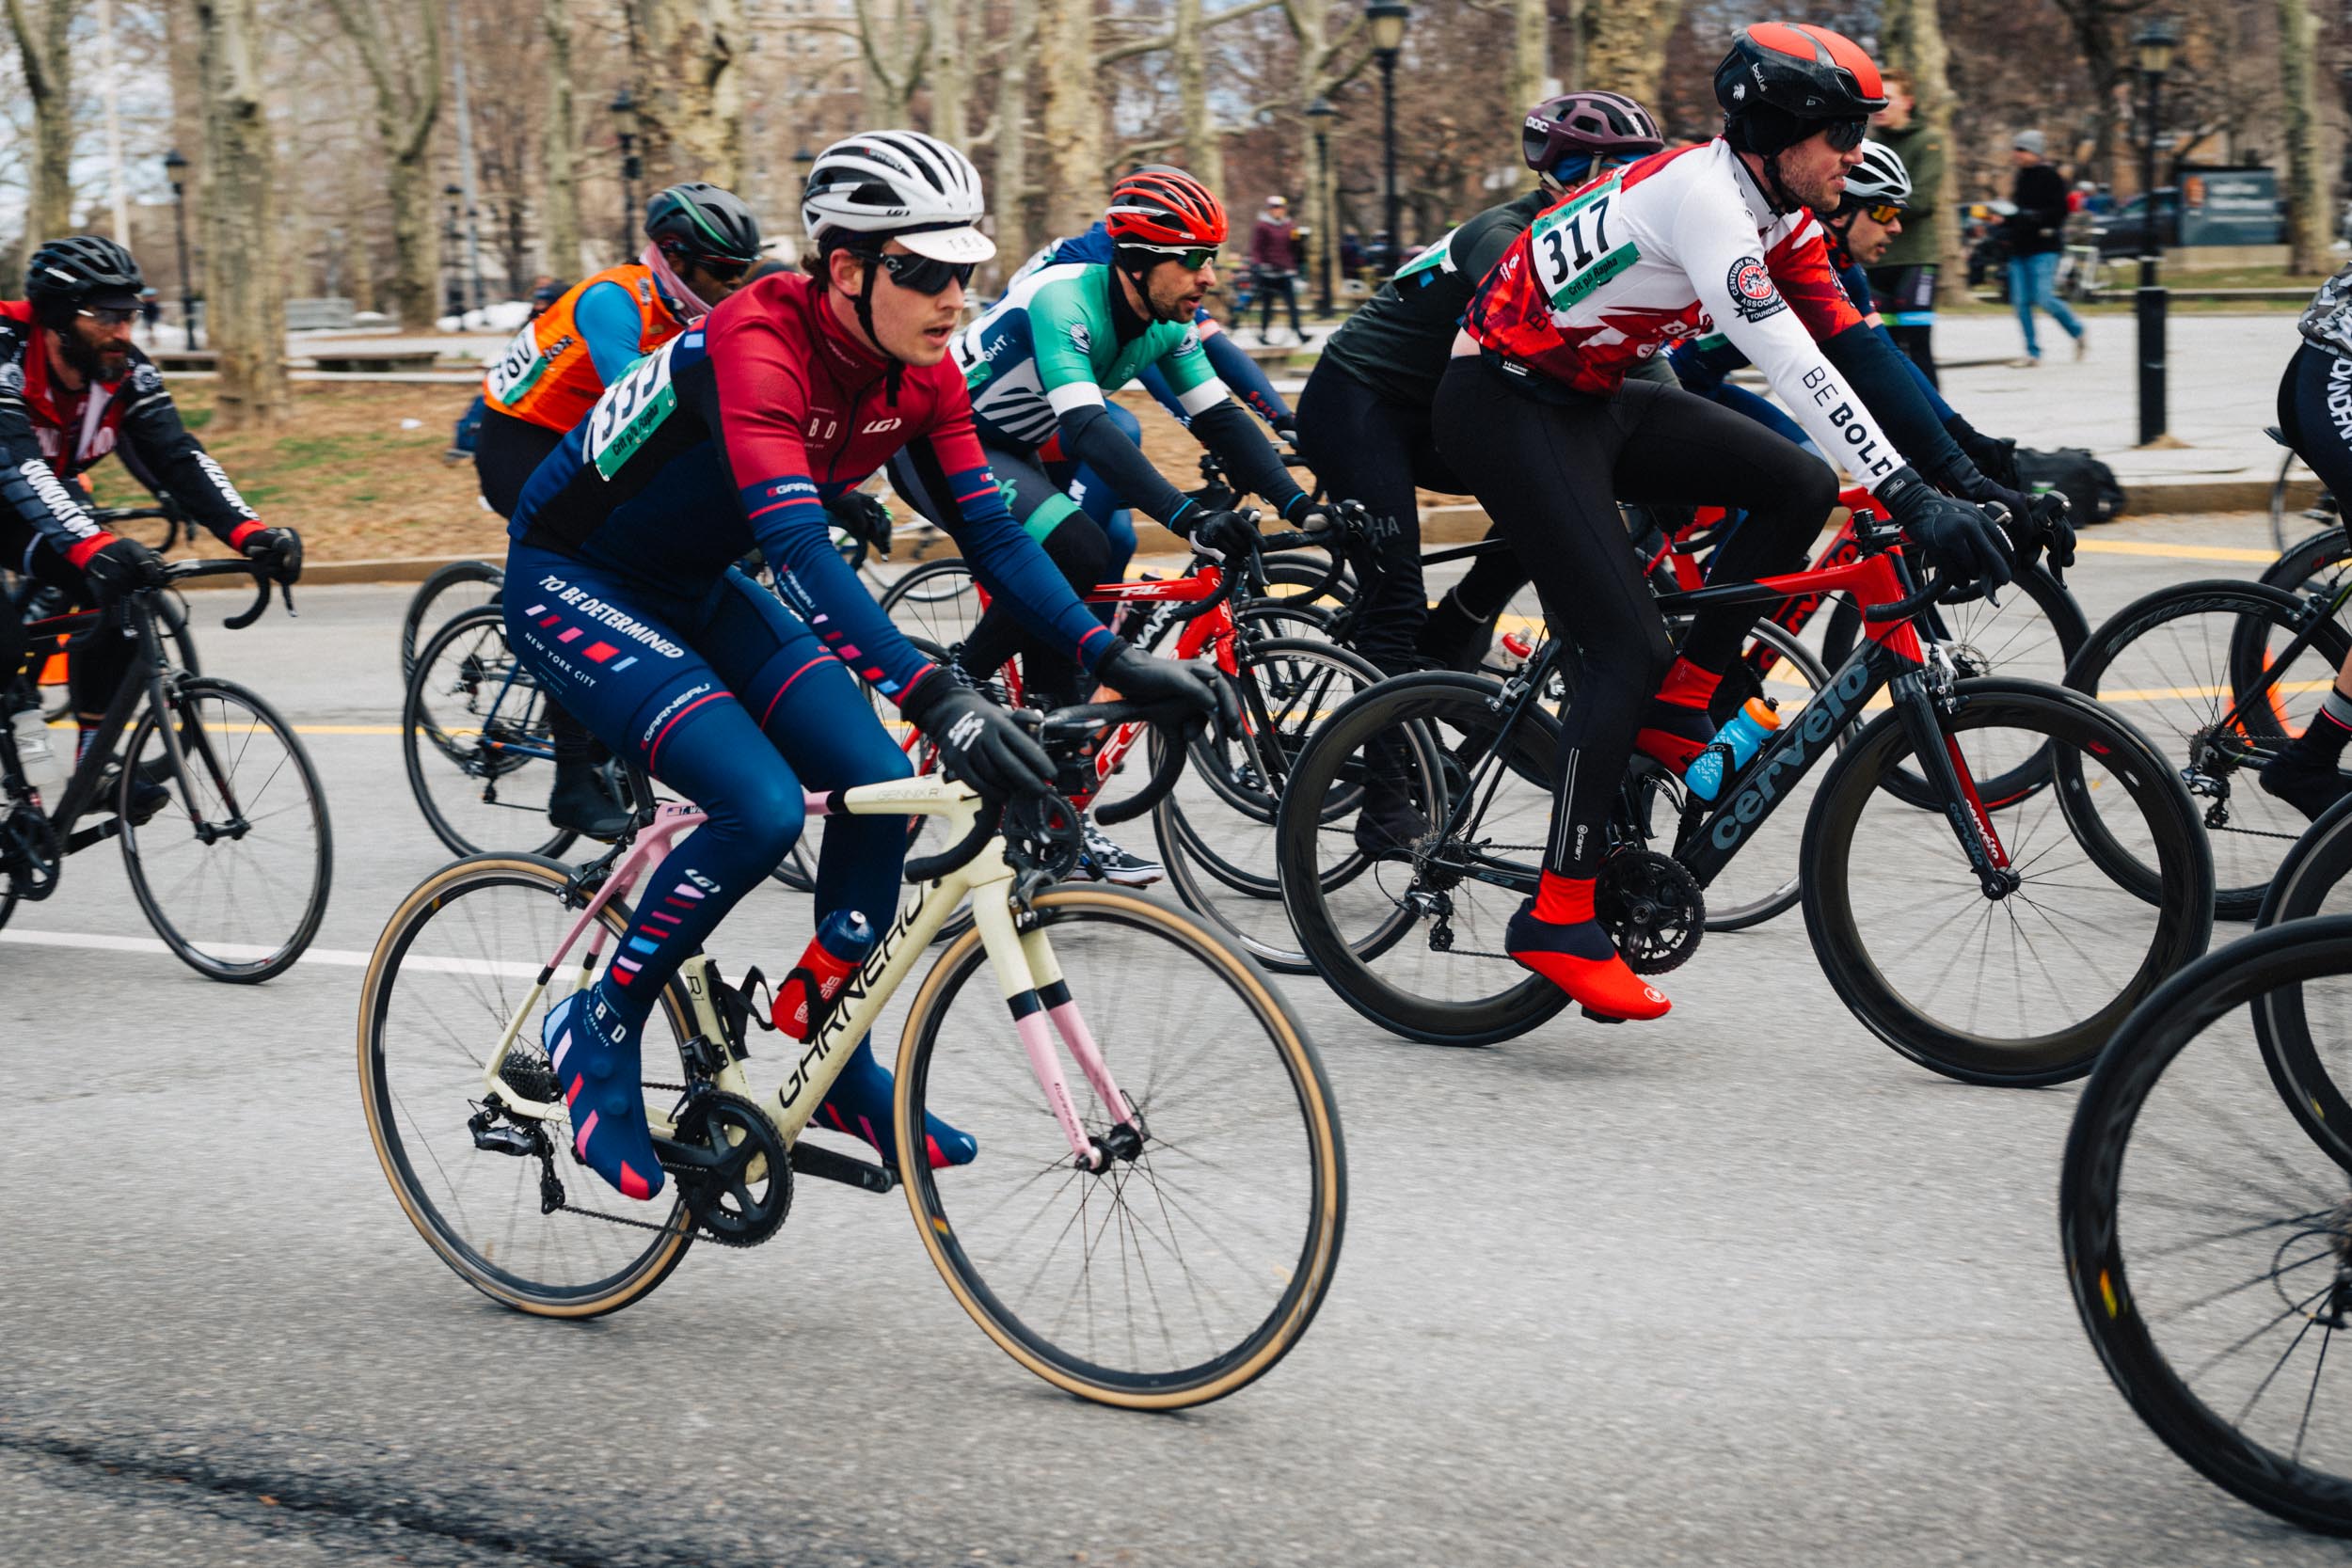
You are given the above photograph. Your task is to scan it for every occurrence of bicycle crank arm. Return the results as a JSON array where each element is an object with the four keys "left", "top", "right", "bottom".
[{"left": 787, "top": 1140, "right": 897, "bottom": 1194}]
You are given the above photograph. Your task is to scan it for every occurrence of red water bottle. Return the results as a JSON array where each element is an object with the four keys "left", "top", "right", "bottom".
[{"left": 773, "top": 909, "right": 877, "bottom": 1040}]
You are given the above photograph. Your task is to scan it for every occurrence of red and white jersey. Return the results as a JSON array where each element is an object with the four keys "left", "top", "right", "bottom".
[{"left": 1464, "top": 138, "right": 1906, "bottom": 489}]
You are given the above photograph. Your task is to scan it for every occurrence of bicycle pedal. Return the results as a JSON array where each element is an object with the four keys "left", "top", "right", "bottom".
[{"left": 1579, "top": 1007, "right": 1627, "bottom": 1025}]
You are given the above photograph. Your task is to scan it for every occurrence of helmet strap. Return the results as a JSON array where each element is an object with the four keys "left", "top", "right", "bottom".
[{"left": 850, "top": 254, "right": 905, "bottom": 404}]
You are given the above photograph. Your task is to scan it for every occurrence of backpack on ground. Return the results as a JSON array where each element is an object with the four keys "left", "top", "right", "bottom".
[{"left": 2016, "top": 446, "right": 2125, "bottom": 524}]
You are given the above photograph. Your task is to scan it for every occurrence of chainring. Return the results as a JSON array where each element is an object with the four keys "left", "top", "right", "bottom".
[
  {"left": 0, "top": 800, "right": 62, "bottom": 902},
  {"left": 665, "top": 1090, "right": 792, "bottom": 1248},
  {"left": 1594, "top": 848, "right": 1705, "bottom": 975},
  {"left": 1005, "top": 790, "right": 1084, "bottom": 882}
]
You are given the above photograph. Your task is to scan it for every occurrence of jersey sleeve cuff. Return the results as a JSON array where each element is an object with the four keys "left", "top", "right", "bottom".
[
  {"left": 65, "top": 531, "right": 117, "bottom": 569},
  {"left": 228, "top": 519, "right": 264, "bottom": 548}
]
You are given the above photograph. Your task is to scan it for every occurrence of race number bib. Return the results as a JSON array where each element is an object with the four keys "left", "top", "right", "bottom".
[
  {"left": 1391, "top": 224, "right": 1462, "bottom": 285},
  {"left": 1527, "top": 176, "right": 1637, "bottom": 309},
  {"left": 582, "top": 341, "right": 680, "bottom": 479},
  {"left": 485, "top": 319, "right": 549, "bottom": 405}
]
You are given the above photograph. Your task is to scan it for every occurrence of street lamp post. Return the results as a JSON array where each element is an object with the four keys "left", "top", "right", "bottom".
[
  {"left": 1367, "top": 2, "right": 1409, "bottom": 271},
  {"left": 2134, "top": 20, "right": 2178, "bottom": 448},
  {"left": 442, "top": 184, "right": 466, "bottom": 319},
  {"left": 792, "top": 145, "right": 818, "bottom": 261},
  {"left": 1307, "top": 97, "right": 1339, "bottom": 315},
  {"left": 612, "top": 87, "right": 643, "bottom": 254},
  {"left": 162, "top": 148, "right": 196, "bottom": 351}
]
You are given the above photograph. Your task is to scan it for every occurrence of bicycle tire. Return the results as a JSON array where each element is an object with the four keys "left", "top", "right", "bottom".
[
  {"left": 2065, "top": 579, "right": 2351, "bottom": 920},
  {"left": 404, "top": 605, "right": 580, "bottom": 862},
  {"left": 2275, "top": 447, "right": 2309, "bottom": 552},
  {"left": 1802, "top": 676, "right": 2213, "bottom": 1086},
  {"left": 2061, "top": 915, "right": 2352, "bottom": 1535},
  {"left": 1819, "top": 562, "right": 2088, "bottom": 806},
  {"left": 1276, "top": 671, "right": 1569, "bottom": 1046},
  {"left": 399, "top": 559, "right": 505, "bottom": 681},
  {"left": 2263, "top": 527, "right": 2351, "bottom": 602},
  {"left": 895, "top": 886, "right": 1344, "bottom": 1408},
  {"left": 877, "top": 559, "right": 981, "bottom": 649},
  {"left": 120, "top": 675, "right": 333, "bottom": 983},
  {"left": 2250, "top": 797, "right": 2352, "bottom": 1167},
  {"left": 359, "top": 854, "right": 699, "bottom": 1317}
]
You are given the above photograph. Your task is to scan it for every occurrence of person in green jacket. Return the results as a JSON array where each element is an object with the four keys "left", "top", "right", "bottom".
[{"left": 1865, "top": 69, "right": 1947, "bottom": 386}]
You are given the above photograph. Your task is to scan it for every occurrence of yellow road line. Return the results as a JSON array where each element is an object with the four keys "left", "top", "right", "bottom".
[{"left": 2074, "top": 539, "right": 2280, "bottom": 563}]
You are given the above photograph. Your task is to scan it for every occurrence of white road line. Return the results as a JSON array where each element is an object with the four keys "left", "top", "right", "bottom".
[{"left": 0, "top": 928, "right": 539, "bottom": 977}]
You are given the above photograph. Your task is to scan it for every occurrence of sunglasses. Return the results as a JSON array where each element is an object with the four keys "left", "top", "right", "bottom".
[
  {"left": 1136, "top": 245, "right": 1218, "bottom": 272},
  {"left": 78, "top": 307, "right": 138, "bottom": 327},
  {"left": 875, "top": 251, "right": 977, "bottom": 295},
  {"left": 1860, "top": 202, "right": 1904, "bottom": 225},
  {"left": 692, "top": 256, "right": 752, "bottom": 283},
  {"left": 1821, "top": 117, "right": 1871, "bottom": 152}
]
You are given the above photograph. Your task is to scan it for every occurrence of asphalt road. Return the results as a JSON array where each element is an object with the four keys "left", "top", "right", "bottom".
[{"left": 5, "top": 513, "right": 2345, "bottom": 1567}]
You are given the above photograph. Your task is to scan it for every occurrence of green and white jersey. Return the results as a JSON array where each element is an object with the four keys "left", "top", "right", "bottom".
[{"left": 951, "top": 262, "right": 1226, "bottom": 451}]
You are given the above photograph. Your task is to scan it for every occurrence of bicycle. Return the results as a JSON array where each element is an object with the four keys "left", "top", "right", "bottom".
[
  {"left": 1275, "top": 513, "right": 2216, "bottom": 1085},
  {"left": 2059, "top": 913, "right": 2352, "bottom": 1535},
  {"left": 358, "top": 697, "right": 1345, "bottom": 1409},
  {"left": 1, "top": 558, "right": 331, "bottom": 980},
  {"left": 9, "top": 504, "right": 204, "bottom": 721},
  {"left": 2063, "top": 568, "right": 2352, "bottom": 920}
]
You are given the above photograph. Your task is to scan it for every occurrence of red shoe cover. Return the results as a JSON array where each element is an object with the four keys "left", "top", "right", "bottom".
[
  {"left": 1511, "top": 947, "right": 1672, "bottom": 1021},
  {"left": 1634, "top": 725, "right": 1709, "bottom": 774},
  {"left": 1655, "top": 657, "right": 1723, "bottom": 711},
  {"left": 1533, "top": 873, "right": 1597, "bottom": 924}
]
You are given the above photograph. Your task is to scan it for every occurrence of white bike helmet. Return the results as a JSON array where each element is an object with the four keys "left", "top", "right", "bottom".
[
  {"left": 1841, "top": 139, "right": 1913, "bottom": 209},
  {"left": 801, "top": 131, "right": 993, "bottom": 264}
]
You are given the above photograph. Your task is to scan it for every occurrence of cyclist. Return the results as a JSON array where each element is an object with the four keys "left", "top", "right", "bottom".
[
  {"left": 2259, "top": 264, "right": 2352, "bottom": 817},
  {"left": 1300, "top": 90, "right": 1669, "bottom": 689},
  {"left": 2, "top": 236, "right": 300, "bottom": 816},
  {"left": 889, "top": 165, "right": 1326, "bottom": 886},
  {"left": 477, "top": 183, "right": 762, "bottom": 839},
  {"left": 502, "top": 131, "right": 1227, "bottom": 1203},
  {"left": 1434, "top": 22, "right": 2029, "bottom": 1022}
]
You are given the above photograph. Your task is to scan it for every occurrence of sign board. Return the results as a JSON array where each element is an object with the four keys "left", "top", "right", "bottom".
[{"left": 2178, "top": 166, "right": 2281, "bottom": 245}]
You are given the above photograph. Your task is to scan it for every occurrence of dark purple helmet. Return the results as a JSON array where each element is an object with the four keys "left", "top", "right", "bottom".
[{"left": 1522, "top": 91, "right": 1665, "bottom": 181}]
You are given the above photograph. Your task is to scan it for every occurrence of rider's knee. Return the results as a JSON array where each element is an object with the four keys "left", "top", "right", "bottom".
[{"left": 725, "top": 767, "right": 809, "bottom": 872}]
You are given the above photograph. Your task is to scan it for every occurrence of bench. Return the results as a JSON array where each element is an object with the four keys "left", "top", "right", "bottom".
[{"left": 306, "top": 348, "right": 446, "bottom": 372}]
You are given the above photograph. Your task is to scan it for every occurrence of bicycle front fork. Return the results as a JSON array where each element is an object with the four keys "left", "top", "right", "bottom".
[
  {"left": 970, "top": 892, "right": 1142, "bottom": 1172},
  {"left": 1888, "top": 671, "right": 2018, "bottom": 900}
]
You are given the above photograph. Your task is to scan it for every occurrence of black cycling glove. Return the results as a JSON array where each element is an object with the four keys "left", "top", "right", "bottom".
[
  {"left": 825, "top": 491, "right": 895, "bottom": 560},
  {"left": 2029, "top": 490, "right": 2077, "bottom": 579},
  {"left": 1177, "top": 506, "right": 1261, "bottom": 562},
  {"left": 1096, "top": 636, "right": 1241, "bottom": 737},
  {"left": 899, "top": 672, "right": 1055, "bottom": 799},
  {"left": 1943, "top": 414, "right": 2024, "bottom": 490},
  {"left": 239, "top": 525, "right": 304, "bottom": 584},
  {"left": 83, "top": 536, "right": 167, "bottom": 605},
  {"left": 1879, "top": 467, "right": 2013, "bottom": 596}
]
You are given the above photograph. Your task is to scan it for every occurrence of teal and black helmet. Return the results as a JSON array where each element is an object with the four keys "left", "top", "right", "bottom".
[{"left": 644, "top": 182, "right": 762, "bottom": 269}]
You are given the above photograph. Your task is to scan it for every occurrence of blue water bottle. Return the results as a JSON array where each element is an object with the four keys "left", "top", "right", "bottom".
[
  {"left": 1683, "top": 697, "right": 1782, "bottom": 803},
  {"left": 773, "top": 909, "right": 877, "bottom": 1039}
]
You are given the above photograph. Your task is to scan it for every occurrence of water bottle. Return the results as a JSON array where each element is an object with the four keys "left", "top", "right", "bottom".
[
  {"left": 8, "top": 707, "right": 64, "bottom": 800},
  {"left": 773, "top": 909, "right": 877, "bottom": 1040},
  {"left": 1683, "top": 697, "right": 1781, "bottom": 803}
]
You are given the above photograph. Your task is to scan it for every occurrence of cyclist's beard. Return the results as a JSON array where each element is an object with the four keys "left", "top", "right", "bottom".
[{"left": 58, "top": 328, "right": 126, "bottom": 385}]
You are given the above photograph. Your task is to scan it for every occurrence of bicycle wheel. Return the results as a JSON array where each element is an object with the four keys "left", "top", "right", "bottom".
[
  {"left": 399, "top": 560, "right": 504, "bottom": 680},
  {"left": 1696, "top": 619, "right": 1835, "bottom": 932},
  {"left": 1154, "top": 636, "right": 1389, "bottom": 972},
  {"left": 1803, "top": 676, "right": 2213, "bottom": 1086},
  {"left": 878, "top": 559, "right": 981, "bottom": 649},
  {"left": 1277, "top": 671, "right": 1568, "bottom": 1046},
  {"left": 1819, "top": 562, "right": 2088, "bottom": 805},
  {"left": 359, "top": 854, "right": 699, "bottom": 1317},
  {"left": 2264, "top": 527, "right": 2352, "bottom": 603},
  {"left": 896, "top": 886, "right": 1344, "bottom": 1408},
  {"left": 2250, "top": 800, "right": 2352, "bottom": 1167},
  {"left": 404, "top": 605, "right": 578, "bottom": 861},
  {"left": 2062, "top": 917, "right": 2352, "bottom": 1535},
  {"left": 119, "top": 675, "right": 333, "bottom": 983},
  {"left": 2066, "top": 580, "right": 2351, "bottom": 920}
]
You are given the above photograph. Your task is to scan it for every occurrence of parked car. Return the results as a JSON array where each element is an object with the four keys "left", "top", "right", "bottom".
[{"left": 2090, "top": 188, "right": 2185, "bottom": 257}]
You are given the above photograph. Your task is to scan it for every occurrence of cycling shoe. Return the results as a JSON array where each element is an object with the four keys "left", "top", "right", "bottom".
[
  {"left": 2260, "top": 747, "right": 2352, "bottom": 821},
  {"left": 814, "top": 1038, "right": 977, "bottom": 1171},
  {"left": 544, "top": 989, "right": 664, "bottom": 1202},
  {"left": 548, "top": 758, "right": 632, "bottom": 840},
  {"left": 1504, "top": 899, "right": 1671, "bottom": 1022}
]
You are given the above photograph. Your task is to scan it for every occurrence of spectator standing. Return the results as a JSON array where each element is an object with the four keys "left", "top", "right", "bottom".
[
  {"left": 1249, "top": 194, "right": 1307, "bottom": 346},
  {"left": 1865, "top": 69, "right": 1946, "bottom": 385},
  {"left": 2005, "top": 130, "right": 2086, "bottom": 367},
  {"left": 137, "top": 288, "right": 162, "bottom": 343}
]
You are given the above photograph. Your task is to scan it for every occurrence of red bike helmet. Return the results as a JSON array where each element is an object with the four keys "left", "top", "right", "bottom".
[
  {"left": 1106, "top": 166, "right": 1229, "bottom": 250},
  {"left": 1714, "top": 23, "right": 1887, "bottom": 156},
  {"left": 1522, "top": 91, "right": 1665, "bottom": 181}
]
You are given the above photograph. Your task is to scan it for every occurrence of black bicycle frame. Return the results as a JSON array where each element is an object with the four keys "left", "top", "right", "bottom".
[
  {"left": 2207, "top": 572, "right": 2352, "bottom": 741},
  {"left": 39, "top": 597, "right": 237, "bottom": 852}
]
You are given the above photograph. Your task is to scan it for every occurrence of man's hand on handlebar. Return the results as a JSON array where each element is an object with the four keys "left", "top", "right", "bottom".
[
  {"left": 900, "top": 670, "right": 1056, "bottom": 799},
  {"left": 1095, "top": 636, "right": 1240, "bottom": 738},
  {"left": 82, "top": 536, "right": 167, "bottom": 605},
  {"left": 239, "top": 525, "right": 304, "bottom": 586},
  {"left": 1181, "top": 506, "right": 1261, "bottom": 563},
  {"left": 1880, "top": 467, "right": 2014, "bottom": 598},
  {"left": 825, "top": 491, "right": 895, "bottom": 560}
]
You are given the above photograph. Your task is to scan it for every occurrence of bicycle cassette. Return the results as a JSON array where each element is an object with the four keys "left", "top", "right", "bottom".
[
  {"left": 1595, "top": 849, "right": 1705, "bottom": 975},
  {"left": 663, "top": 1090, "right": 792, "bottom": 1248}
]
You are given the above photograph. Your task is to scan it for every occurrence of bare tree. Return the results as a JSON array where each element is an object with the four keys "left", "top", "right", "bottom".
[
  {"left": 1575, "top": 0, "right": 1683, "bottom": 103},
  {"left": 990, "top": 0, "right": 1039, "bottom": 265},
  {"left": 326, "top": 0, "right": 444, "bottom": 330},
  {"left": 5, "top": 0, "right": 79, "bottom": 243},
  {"left": 1174, "top": 0, "right": 1226, "bottom": 209},
  {"left": 928, "top": 0, "right": 965, "bottom": 144},
  {"left": 2048, "top": 0, "right": 2155, "bottom": 191},
  {"left": 1508, "top": 0, "right": 1548, "bottom": 113},
  {"left": 1879, "top": 0, "right": 1969, "bottom": 302},
  {"left": 193, "top": 0, "right": 286, "bottom": 426},
  {"left": 2280, "top": 0, "right": 2328, "bottom": 271},
  {"left": 625, "top": 0, "right": 747, "bottom": 186},
  {"left": 544, "top": 0, "right": 582, "bottom": 277},
  {"left": 1037, "top": 0, "right": 1100, "bottom": 239}
]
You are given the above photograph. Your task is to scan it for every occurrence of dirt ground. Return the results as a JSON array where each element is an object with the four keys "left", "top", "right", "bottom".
[{"left": 98, "top": 380, "right": 1279, "bottom": 563}]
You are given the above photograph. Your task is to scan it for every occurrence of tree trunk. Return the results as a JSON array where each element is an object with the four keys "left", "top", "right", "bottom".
[
  {"left": 2279, "top": 0, "right": 2328, "bottom": 274},
  {"left": 1575, "top": 0, "right": 1680, "bottom": 103},
  {"left": 1878, "top": 0, "right": 1966, "bottom": 304},
  {"left": 1510, "top": 0, "right": 1549, "bottom": 115},
  {"left": 327, "top": 0, "right": 443, "bottom": 330},
  {"left": 1174, "top": 0, "right": 1226, "bottom": 215},
  {"left": 991, "top": 0, "right": 1038, "bottom": 269},
  {"left": 628, "top": 0, "right": 746, "bottom": 187},
  {"left": 6, "top": 0, "right": 80, "bottom": 241},
  {"left": 542, "top": 0, "right": 581, "bottom": 277},
  {"left": 343, "top": 167, "right": 378, "bottom": 313},
  {"left": 194, "top": 0, "right": 286, "bottom": 428},
  {"left": 929, "top": 0, "right": 964, "bottom": 143},
  {"left": 1036, "top": 0, "right": 1099, "bottom": 241}
]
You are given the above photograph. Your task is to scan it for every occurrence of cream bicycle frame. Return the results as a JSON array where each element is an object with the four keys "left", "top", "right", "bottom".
[{"left": 475, "top": 775, "right": 1140, "bottom": 1170}]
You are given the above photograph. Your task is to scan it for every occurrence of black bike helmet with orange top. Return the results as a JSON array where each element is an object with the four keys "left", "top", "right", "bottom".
[
  {"left": 1522, "top": 91, "right": 1665, "bottom": 184},
  {"left": 1106, "top": 166, "right": 1228, "bottom": 318},
  {"left": 1715, "top": 23, "right": 1887, "bottom": 157}
]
